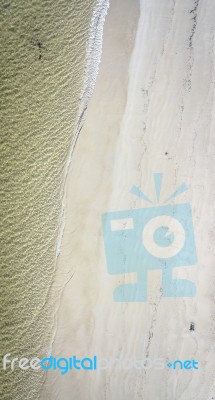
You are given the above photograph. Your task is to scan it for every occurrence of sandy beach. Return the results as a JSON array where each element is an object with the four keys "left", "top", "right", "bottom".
[{"left": 41, "top": 0, "right": 215, "bottom": 398}]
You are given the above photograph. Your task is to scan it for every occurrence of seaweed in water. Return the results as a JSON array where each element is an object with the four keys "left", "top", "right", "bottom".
[{"left": 31, "top": 38, "right": 46, "bottom": 61}]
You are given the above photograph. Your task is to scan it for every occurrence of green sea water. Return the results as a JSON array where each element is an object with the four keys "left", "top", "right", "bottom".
[{"left": 0, "top": 0, "right": 107, "bottom": 398}]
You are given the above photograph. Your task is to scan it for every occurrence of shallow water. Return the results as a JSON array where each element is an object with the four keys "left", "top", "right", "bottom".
[{"left": 0, "top": 0, "right": 108, "bottom": 398}]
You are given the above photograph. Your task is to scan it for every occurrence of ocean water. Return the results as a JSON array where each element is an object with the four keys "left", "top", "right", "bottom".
[{"left": 0, "top": 0, "right": 108, "bottom": 398}]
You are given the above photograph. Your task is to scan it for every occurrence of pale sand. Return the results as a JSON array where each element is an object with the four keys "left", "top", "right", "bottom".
[{"left": 41, "top": 0, "right": 215, "bottom": 399}]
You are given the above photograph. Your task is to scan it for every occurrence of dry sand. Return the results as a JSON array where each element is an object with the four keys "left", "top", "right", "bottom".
[{"left": 41, "top": 0, "right": 215, "bottom": 398}]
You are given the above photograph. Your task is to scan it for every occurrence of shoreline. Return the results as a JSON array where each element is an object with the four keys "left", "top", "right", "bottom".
[{"left": 44, "top": 0, "right": 110, "bottom": 364}]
